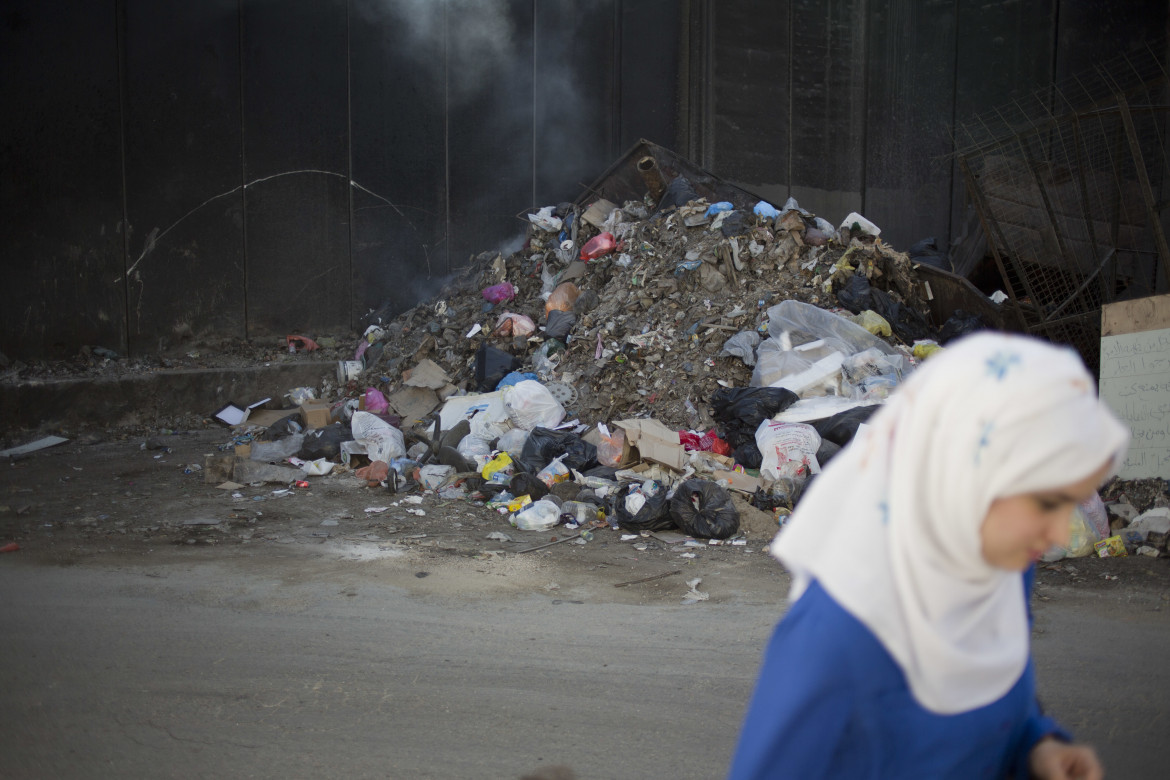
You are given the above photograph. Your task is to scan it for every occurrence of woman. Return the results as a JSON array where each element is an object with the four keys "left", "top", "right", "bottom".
[{"left": 729, "top": 333, "right": 1128, "bottom": 779}]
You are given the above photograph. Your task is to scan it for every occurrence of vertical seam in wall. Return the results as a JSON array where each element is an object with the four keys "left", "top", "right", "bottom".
[
  {"left": 238, "top": 0, "right": 250, "bottom": 340},
  {"left": 613, "top": 0, "right": 622, "bottom": 158},
  {"left": 1050, "top": 0, "right": 1062, "bottom": 115},
  {"left": 787, "top": 1, "right": 793, "bottom": 197},
  {"left": 115, "top": 0, "right": 131, "bottom": 356},
  {"left": 948, "top": 0, "right": 960, "bottom": 246},
  {"left": 532, "top": 1, "right": 538, "bottom": 207},
  {"left": 346, "top": 0, "right": 354, "bottom": 331},
  {"left": 443, "top": 0, "right": 450, "bottom": 274},
  {"left": 859, "top": 0, "right": 869, "bottom": 214}
]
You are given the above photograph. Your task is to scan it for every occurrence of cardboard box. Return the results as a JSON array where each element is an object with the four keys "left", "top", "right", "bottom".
[
  {"left": 614, "top": 418, "right": 687, "bottom": 471},
  {"left": 300, "top": 400, "right": 332, "bottom": 429},
  {"left": 582, "top": 424, "right": 636, "bottom": 467},
  {"left": 713, "top": 468, "right": 761, "bottom": 494},
  {"left": 247, "top": 408, "right": 297, "bottom": 428}
]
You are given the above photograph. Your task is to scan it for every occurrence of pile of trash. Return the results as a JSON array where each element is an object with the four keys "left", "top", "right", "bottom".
[
  {"left": 199, "top": 182, "right": 1166, "bottom": 555},
  {"left": 199, "top": 185, "right": 965, "bottom": 540}
]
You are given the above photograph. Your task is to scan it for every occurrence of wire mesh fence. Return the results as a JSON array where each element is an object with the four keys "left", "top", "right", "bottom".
[{"left": 956, "top": 48, "right": 1170, "bottom": 374}]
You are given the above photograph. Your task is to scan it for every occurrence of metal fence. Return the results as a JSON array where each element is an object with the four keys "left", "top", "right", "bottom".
[{"left": 956, "top": 48, "right": 1170, "bottom": 373}]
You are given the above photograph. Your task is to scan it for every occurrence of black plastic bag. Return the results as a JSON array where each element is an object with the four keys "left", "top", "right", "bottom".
[
  {"left": 255, "top": 412, "right": 304, "bottom": 440},
  {"left": 657, "top": 176, "right": 700, "bottom": 210},
  {"left": 733, "top": 442, "right": 763, "bottom": 470},
  {"left": 475, "top": 344, "right": 520, "bottom": 392},
  {"left": 517, "top": 427, "right": 598, "bottom": 475},
  {"left": 669, "top": 479, "right": 740, "bottom": 539},
  {"left": 869, "top": 287, "right": 933, "bottom": 343},
  {"left": 614, "top": 481, "right": 674, "bottom": 532},
  {"left": 816, "top": 438, "right": 842, "bottom": 467},
  {"left": 720, "top": 211, "right": 748, "bottom": 238},
  {"left": 836, "top": 273, "right": 872, "bottom": 314},
  {"left": 908, "top": 237, "right": 950, "bottom": 271},
  {"left": 838, "top": 274, "right": 932, "bottom": 343},
  {"left": 810, "top": 406, "right": 879, "bottom": 447},
  {"left": 297, "top": 422, "right": 353, "bottom": 460},
  {"left": 509, "top": 472, "right": 549, "bottom": 500},
  {"left": 710, "top": 387, "right": 800, "bottom": 448},
  {"left": 545, "top": 309, "right": 576, "bottom": 340},
  {"left": 938, "top": 310, "right": 988, "bottom": 344}
]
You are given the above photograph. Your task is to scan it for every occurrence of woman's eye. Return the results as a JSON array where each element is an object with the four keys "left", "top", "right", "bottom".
[{"left": 1036, "top": 498, "right": 1062, "bottom": 512}]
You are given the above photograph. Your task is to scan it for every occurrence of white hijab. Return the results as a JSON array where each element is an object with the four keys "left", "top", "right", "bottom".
[{"left": 770, "top": 332, "right": 1129, "bottom": 714}]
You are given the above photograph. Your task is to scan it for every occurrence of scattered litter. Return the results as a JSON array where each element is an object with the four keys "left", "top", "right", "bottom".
[{"left": 681, "top": 577, "right": 710, "bottom": 604}]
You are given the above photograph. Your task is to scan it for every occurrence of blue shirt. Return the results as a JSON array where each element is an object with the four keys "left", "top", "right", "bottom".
[{"left": 729, "top": 572, "right": 1064, "bottom": 779}]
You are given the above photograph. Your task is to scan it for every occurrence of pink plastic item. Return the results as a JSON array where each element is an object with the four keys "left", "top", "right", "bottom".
[
  {"left": 482, "top": 282, "right": 517, "bottom": 304},
  {"left": 363, "top": 387, "right": 389, "bottom": 414},
  {"left": 580, "top": 232, "right": 616, "bottom": 261}
]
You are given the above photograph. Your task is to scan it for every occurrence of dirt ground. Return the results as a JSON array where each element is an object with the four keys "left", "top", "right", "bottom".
[{"left": 3, "top": 429, "right": 1168, "bottom": 603}]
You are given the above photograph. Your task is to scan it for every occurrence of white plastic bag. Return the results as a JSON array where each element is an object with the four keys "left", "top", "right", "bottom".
[
  {"left": 350, "top": 411, "right": 405, "bottom": 464},
  {"left": 496, "top": 427, "right": 530, "bottom": 457},
  {"left": 457, "top": 434, "right": 493, "bottom": 465},
  {"left": 502, "top": 380, "right": 565, "bottom": 430},
  {"left": 300, "top": 458, "right": 335, "bottom": 476},
  {"left": 756, "top": 420, "right": 821, "bottom": 480},
  {"left": 766, "top": 299, "right": 900, "bottom": 358},
  {"left": 511, "top": 499, "right": 562, "bottom": 531},
  {"left": 751, "top": 339, "right": 812, "bottom": 388},
  {"left": 470, "top": 410, "right": 513, "bottom": 442},
  {"left": 1044, "top": 493, "right": 1109, "bottom": 560},
  {"left": 537, "top": 454, "right": 570, "bottom": 488}
]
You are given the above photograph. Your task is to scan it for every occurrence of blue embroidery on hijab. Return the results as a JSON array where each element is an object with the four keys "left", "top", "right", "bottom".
[
  {"left": 986, "top": 352, "right": 1020, "bottom": 380},
  {"left": 975, "top": 421, "right": 994, "bottom": 465},
  {"left": 878, "top": 501, "right": 889, "bottom": 525}
]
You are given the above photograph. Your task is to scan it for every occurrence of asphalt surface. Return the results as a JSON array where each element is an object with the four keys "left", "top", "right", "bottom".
[{"left": 1, "top": 552, "right": 1168, "bottom": 779}]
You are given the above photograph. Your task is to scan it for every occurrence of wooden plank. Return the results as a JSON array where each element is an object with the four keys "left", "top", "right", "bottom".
[{"left": 1102, "top": 293, "right": 1170, "bottom": 337}]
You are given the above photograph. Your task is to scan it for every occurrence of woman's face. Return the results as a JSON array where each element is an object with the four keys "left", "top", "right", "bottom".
[{"left": 980, "top": 461, "right": 1113, "bottom": 571}]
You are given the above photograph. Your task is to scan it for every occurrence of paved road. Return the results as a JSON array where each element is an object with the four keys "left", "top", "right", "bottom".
[{"left": 1, "top": 556, "right": 1167, "bottom": 779}]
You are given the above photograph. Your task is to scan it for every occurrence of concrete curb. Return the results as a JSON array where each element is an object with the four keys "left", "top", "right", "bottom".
[{"left": 1, "top": 363, "right": 334, "bottom": 431}]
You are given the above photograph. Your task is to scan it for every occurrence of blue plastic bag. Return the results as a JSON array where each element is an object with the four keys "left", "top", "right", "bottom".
[
  {"left": 497, "top": 371, "right": 540, "bottom": 389},
  {"left": 753, "top": 200, "right": 780, "bottom": 219}
]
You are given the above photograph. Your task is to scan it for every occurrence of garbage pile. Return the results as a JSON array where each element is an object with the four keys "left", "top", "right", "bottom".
[
  {"left": 197, "top": 187, "right": 949, "bottom": 540},
  {"left": 201, "top": 183, "right": 1166, "bottom": 556}
]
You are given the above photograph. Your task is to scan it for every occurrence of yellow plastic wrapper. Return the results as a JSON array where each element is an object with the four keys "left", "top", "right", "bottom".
[
  {"left": 851, "top": 310, "right": 891, "bottom": 337},
  {"left": 505, "top": 494, "right": 533, "bottom": 513},
  {"left": 913, "top": 340, "right": 943, "bottom": 360},
  {"left": 481, "top": 451, "right": 513, "bottom": 480},
  {"left": 1094, "top": 535, "right": 1128, "bottom": 558}
]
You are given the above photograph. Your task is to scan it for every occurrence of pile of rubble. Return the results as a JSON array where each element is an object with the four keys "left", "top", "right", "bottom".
[
  {"left": 350, "top": 192, "right": 937, "bottom": 433},
  {"left": 186, "top": 190, "right": 955, "bottom": 541},
  {"left": 194, "top": 184, "right": 1163, "bottom": 557}
]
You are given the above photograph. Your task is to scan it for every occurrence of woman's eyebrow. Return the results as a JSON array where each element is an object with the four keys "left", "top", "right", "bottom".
[{"left": 1035, "top": 492, "right": 1077, "bottom": 502}]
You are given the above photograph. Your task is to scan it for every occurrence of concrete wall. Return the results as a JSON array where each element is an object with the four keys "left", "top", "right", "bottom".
[
  {"left": 688, "top": 0, "right": 1169, "bottom": 252},
  {"left": 3, "top": 0, "right": 1166, "bottom": 361},
  {"left": 0, "top": 0, "right": 680, "bottom": 360}
]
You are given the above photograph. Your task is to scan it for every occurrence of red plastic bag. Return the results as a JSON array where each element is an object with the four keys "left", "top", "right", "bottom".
[
  {"left": 679, "top": 429, "right": 732, "bottom": 456},
  {"left": 579, "top": 232, "right": 616, "bottom": 261}
]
